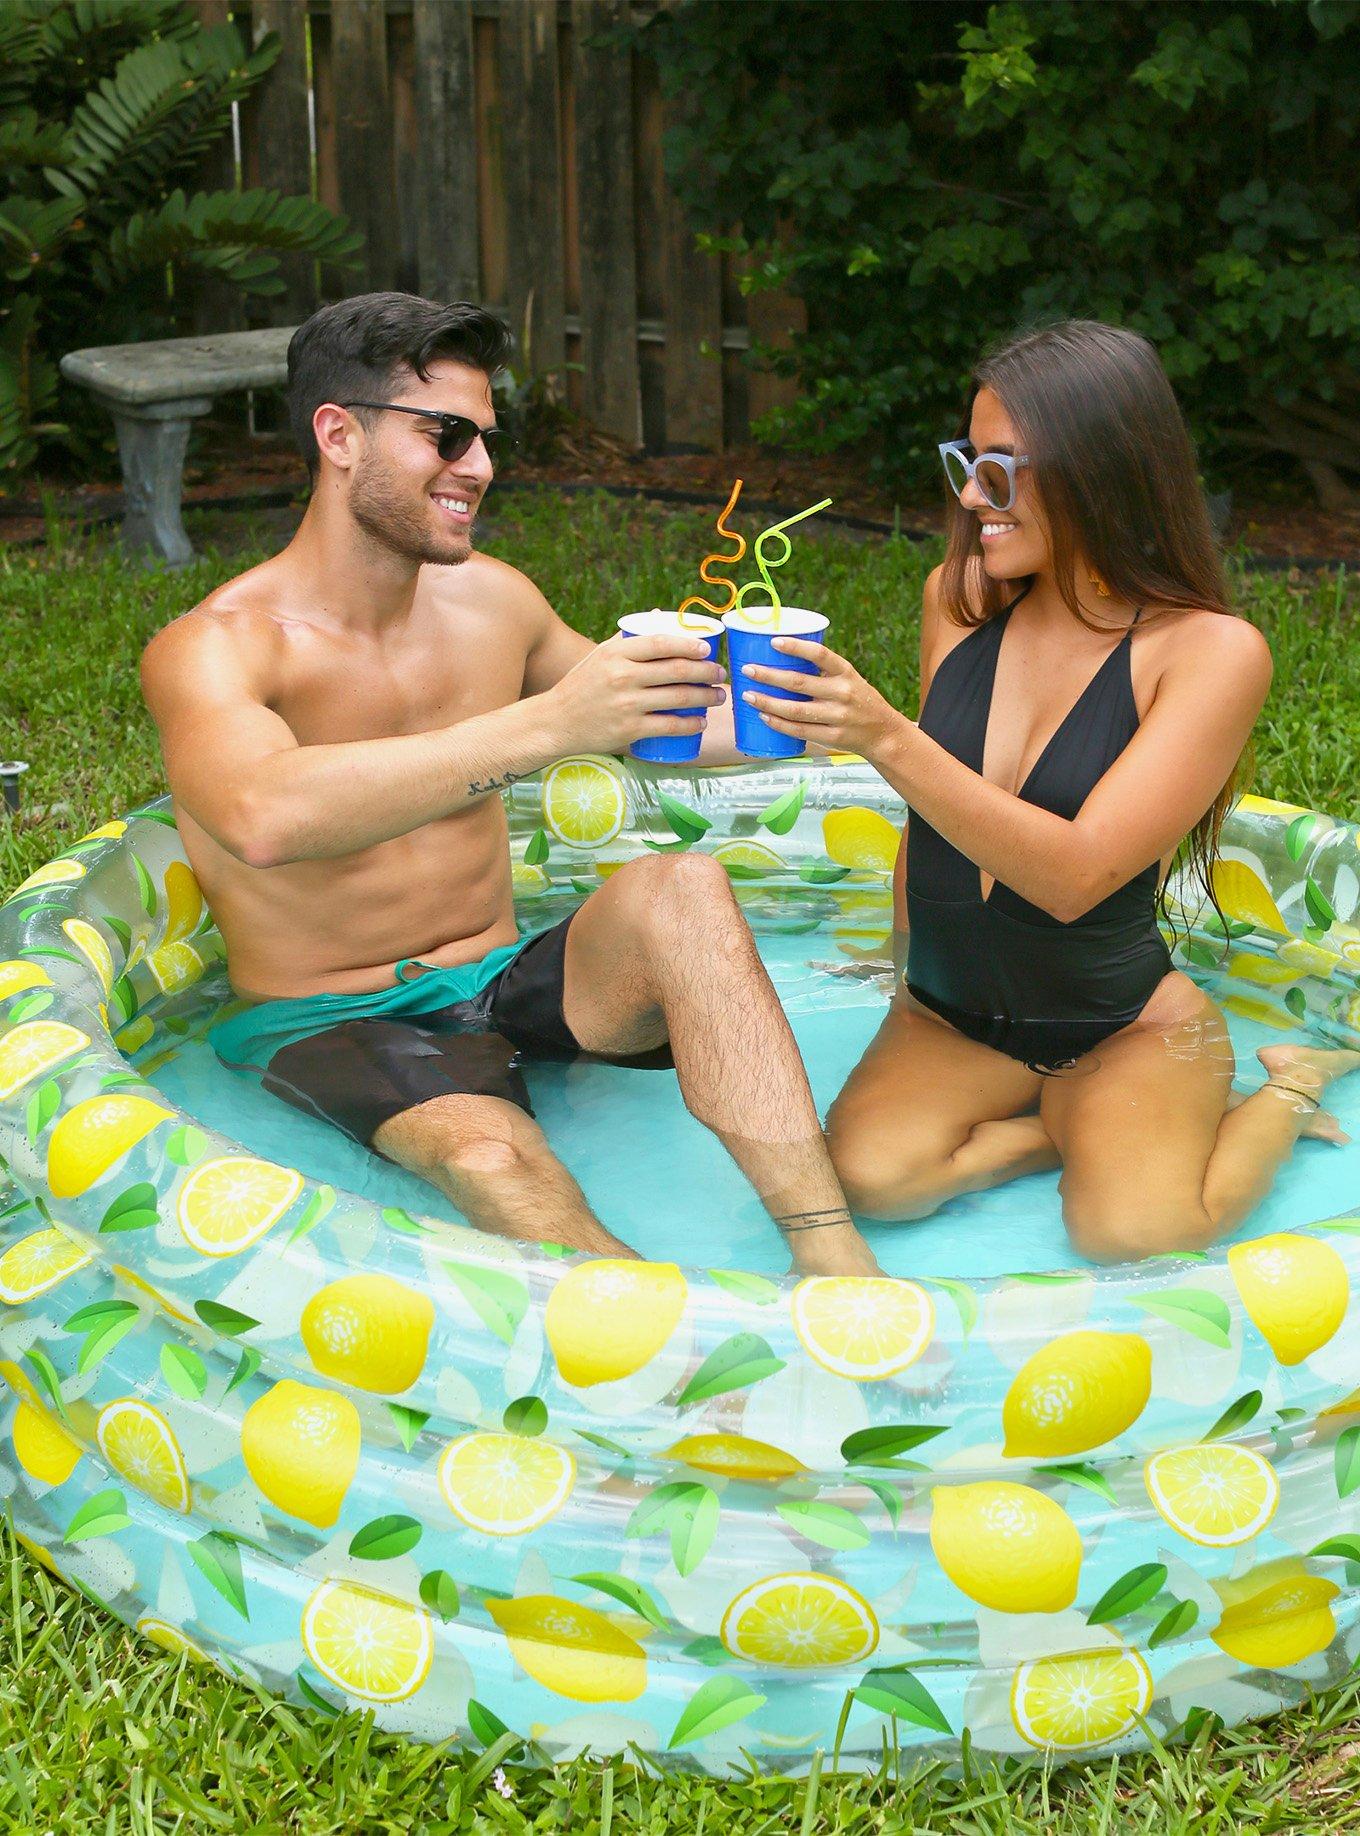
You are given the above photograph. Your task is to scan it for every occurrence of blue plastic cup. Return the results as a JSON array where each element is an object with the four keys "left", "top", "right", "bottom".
[
  {"left": 618, "top": 610, "right": 723, "bottom": 764},
  {"left": 724, "top": 607, "right": 830, "bottom": 759}
]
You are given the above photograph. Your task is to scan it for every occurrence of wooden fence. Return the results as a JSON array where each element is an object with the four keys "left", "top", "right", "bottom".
[{"left": 190, "top": 0, "right": 804, "bottom": 451}]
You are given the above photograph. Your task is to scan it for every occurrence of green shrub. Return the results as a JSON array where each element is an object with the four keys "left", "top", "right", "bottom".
[
  {"left": 0, "top": 0, "right": 361, "bottom": 479},
  {"left": 642, "top": 1, "right": 1360, "bottom": 503}
]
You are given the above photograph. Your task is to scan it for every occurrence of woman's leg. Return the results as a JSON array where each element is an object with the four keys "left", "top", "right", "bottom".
[
  {"left": 1043, "top": 972, "right": 1360, "bottom": 1261},
  {"left": 826, "top": 993, "right": 1055, "bottom": 1221}
]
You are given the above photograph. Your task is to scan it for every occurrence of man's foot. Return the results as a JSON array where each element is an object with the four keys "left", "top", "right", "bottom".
[{"left": 1255, "top": 1042, "right": 1360, "bottom": 1139}]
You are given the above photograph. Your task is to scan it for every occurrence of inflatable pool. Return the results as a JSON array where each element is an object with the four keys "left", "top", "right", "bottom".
[{"left": 1, "top": 756, "right": 1358, "bottom": 1774}]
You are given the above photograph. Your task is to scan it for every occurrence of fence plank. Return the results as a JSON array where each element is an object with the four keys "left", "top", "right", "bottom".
[
  {"left": 474, "top": 13, "right": 508, "bottom": 309},
  {"left": 329, "top": 0, "right": 399, "bottom": 292},
  {"left": 386, "top": 10, "right": 421, "bottom": 292},
  {"left": 500, "top": 0, "right": 566, "bottom": 375},
  {"left": 572, "top": 0, "right": 640, "bottom": 444},
  {"left": 187, "top": 0, "right": 244, "bottom": 334},
  {"left": 246, "top": 0, "right": 316, "bottom": 321},
  {"left": 411, "top": 0, "right": 479, "bottom": 303}
]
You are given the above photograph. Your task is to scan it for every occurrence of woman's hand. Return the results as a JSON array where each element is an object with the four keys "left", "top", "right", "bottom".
[{"left": 739, "top": 638, "right": 909, "bottom": 758}]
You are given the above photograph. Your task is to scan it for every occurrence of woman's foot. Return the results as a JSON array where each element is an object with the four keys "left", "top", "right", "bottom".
[
  {"left": 1253, "top": 1043, "right": 1360, "bottom": 1141},
  {"left": 1226, "top": 1086, "right": 1347, "bottom": 1144}
]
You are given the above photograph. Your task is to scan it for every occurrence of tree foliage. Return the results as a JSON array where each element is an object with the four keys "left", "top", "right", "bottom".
[
  {"left": 0, "top": 0, "right": 362, "bottom": 478},
  {"left": 642, "top": 0, "right": 1360, "bottom": 502}
]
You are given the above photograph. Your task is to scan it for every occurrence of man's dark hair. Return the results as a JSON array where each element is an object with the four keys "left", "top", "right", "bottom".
[{"left": 286, "top": 293, "right": 514, "bottom": 479}]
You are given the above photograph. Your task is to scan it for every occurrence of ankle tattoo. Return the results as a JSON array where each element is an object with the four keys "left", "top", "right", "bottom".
[{"left": 774, "top": 1208, "right": 855, "bottom": 1236}]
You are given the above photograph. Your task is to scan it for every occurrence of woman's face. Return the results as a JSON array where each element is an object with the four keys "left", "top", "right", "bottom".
[{"left": 963, "top": 388, "right": 1051, "bottom": 581}]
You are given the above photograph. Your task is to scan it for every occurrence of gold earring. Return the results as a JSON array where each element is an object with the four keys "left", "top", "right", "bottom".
[{"left": 1087, "top": 568, "right": 1111, "bottom": 598}]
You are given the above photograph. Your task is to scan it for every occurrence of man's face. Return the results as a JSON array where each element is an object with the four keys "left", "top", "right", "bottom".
[{"left": 347, "top": 360, "right": 497, "bottom": 566}]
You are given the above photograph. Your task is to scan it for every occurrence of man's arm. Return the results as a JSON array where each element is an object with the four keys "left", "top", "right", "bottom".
[{"left": 142, "top": 609, "right": 724, "bottom": 869}]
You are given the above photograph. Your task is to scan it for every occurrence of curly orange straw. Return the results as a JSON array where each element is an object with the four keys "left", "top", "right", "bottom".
[{"left": 678, "top": 479, "right": 747, "bottom": 626}]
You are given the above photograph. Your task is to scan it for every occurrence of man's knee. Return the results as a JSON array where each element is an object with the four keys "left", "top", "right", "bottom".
[{"left": 621, "top": 850, "right": 738, "bottom": 926}]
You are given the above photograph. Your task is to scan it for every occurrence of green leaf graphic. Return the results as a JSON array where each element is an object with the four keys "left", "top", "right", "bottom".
[
  {"left": 799, "top": 860, "right": 851, "bottom": 884},
  {"left": 1136, "top": 1287, "right": 1233, "bottom": 1348},
  {"left": 65, "top": 1488, "right": 132, "bottom": 1543},
  {"left": 503, "top": 1395, "right": 548, "bottom": 1437},
  {"left": 467, "top": 1699, "right": 513, "bottom": 1748},
  {"left": 656, "top": 790, "right": 712, "bottom": 843},
  {"left": 77, "top": 1307, "right": 140, "bottom": 1374},
  {"left": 108, "top": 974, "right": 138, "bottom": 1028},
  {"left": 131, "top": 855, "right": 158, "bottom": 919},
  {"left": 419, "top": 1570, "right": 461, "bottom": 1620},
  {"left": 1304, "top": 877, "right": 1337, "bottom": 931},
  {"left": 165, "top": 1125, "right": 208, "bottom": 1167},
  {"left": 777, "top": 1498, "right": 870, "bottom": 1550},
  {"left": 381, "top": 1206, "right": 434, "bottom": 1236},
  {"left": 862, "top": 1476, "right": 903, "bottom": 1528},
  {"left": 226, "top": 1347, "right": 261, "bottom": 1395},
  {"left": 442, "top": 1259, "right": 528, "bottom": 1345},
  {"left": 707, "top": 1268, "right": 781, "bottom": 1306},
  {"left": 194, "top": 1299, "right": 259, "bottom": 1337},
  {"left": 8, "top": 991, "right": 53, "bottom": 1024},
  {"left": 925, "top": 1276, "right": 978, "bottom": 1339},
  {"left": 524, "top": 827, "right": 551, "bottom": 866},
  {"left": 668, "top": 1674, "right": 765, "bottom": 1749},
  {"left": 1284, "top": 985, "right": 1308, "bottom": 1020},
  {"left": 680, "top": 1634, "right": 732, "bottom": 1668},
  {"left": 1309, "top": 1533, "right": 1360, "bottom": 1563},
  {"left": 1033, "top": 1463, "right": 1119, "bottom": 1508},
  {"left": 574, "top": 1429, "right": 634, "bottom": 1461},
  {"left": 388, "top": 1404, "right": 429, "bottom": 1451},
  {"left": 25, "top": 1079, "right": 61, "bottom": 1145},
  {"left": 187, "top": 1533, "right": 248, "bottom": 1618},
  {"left": 289, "top": 1183, "right": 336, "bottom": 1244},
  {"left": 855, "top": 1665, "right": 952, "bottom": 1734},
  {"left": 757, "top": 779, "right": 807, "bottom": 835},
  {"left": 1285, "top": 813, "right": 1317, "bottom": 861},
  {"left": 670, "top": 1486, "right": 719, "bottom": 1575},
  {"left": 1086, "top": 1562, "right": 1168, "bottom": 1625},
  {"left": 572, "top": 1571, "right": 668, "bottom": 1631},
  {"left": 295, "top": 1673, "right": 340, "bottom": 1717},
  {"left": 675, "top": 1332, "right": 785, "bottom": 1407},
  {"left": 1336, "top": 1425, "right": 1360, "bottom": 1500},
  {"left": 63, "top": 1299, "right": 138, "bottom": 1335},
  {"left": 841, "top": 1424, "right": 948, "bottom": 1467},
  {"left": 1148, "top": 1597, "right": 1199, "bottom": 1649},
  {"left": 350, "top": 1516, "right": 423, "bottom": 1562},
  {"left": 99, "top": 1183, "right": 159, "bottom": 1233},
  {"left": 1204, "top": 1390, "right": 1263, "bottom": 1441},
  {"left": 24, "top": 1347, "right": 69, "bottom": 1423},
  {"left": 105, "top": 917, "right": 132, "bottom": 953},
  {"left": 159, "top": 1344, "right": 207, "bottom": 1401}
]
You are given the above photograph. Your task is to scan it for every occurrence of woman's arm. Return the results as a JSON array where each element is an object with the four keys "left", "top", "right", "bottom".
[{"left": 741, "top": 613, "right": 1272, "bottom": 924}]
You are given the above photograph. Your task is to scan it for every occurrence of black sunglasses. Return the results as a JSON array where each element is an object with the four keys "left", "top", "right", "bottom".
[{"left": 339, "top": 401, "right": 516, "bottom": 469}]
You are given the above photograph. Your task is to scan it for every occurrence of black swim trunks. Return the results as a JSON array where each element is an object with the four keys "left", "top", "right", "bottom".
[{"left": 229, "top": 915, "right": 672, "bottom": 1149}]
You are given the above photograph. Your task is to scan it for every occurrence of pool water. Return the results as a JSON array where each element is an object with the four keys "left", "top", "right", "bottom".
[{"left": 152, "top": 925, "right": 1360, "bottom": 1280}]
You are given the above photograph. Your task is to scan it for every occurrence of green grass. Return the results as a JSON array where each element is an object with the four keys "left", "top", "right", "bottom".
[{"left": 1, "top": 498, "right": 1360, "bottom": 1831}]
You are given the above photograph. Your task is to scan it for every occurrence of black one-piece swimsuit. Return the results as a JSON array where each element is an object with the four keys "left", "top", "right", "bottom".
[{"left": 904, "top": 591, "right": 1172, "bottom": 1072}]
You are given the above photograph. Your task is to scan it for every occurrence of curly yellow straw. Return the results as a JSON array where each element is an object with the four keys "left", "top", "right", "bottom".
[
  {"left": 678, "top": 479, "right": 747, "bottom": 626},
  {"left": 734, "top": 498, "right": 834, "bottom": 626}
]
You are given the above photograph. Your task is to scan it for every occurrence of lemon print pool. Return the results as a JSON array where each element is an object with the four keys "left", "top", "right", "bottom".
[{"left": 0, "top": 763, "right": 1359, "bottom": 1775}]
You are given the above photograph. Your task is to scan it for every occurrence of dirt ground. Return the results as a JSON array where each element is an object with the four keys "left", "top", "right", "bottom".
[{"left": 4, "top": 414, "right": 1359, "bottom": 567}]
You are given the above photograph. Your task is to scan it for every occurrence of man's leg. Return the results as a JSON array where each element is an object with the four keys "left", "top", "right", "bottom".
[
  {"left": 561, "top": 852, "right": 880, "bottom": 1274},
  {"left": 373, "top": 1091, "right": 637, "bottom": 1257}
]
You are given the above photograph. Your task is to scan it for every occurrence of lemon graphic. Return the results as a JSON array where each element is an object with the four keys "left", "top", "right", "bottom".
[
  {"left": 710, "top": 839, "right": 788, "bottom": 877},
  {"left": 302, "top": 1579, "right": 434, "bottom": 1702},
  {"left": 1227, "top": 955, "right": 1301, "bottom": 988},
  {"left": 3, "top": 1361, "right": 81, "bottom": 1486},
  {"left": 301, "top": 1274, "right": 435, "bottom": 1394},
  {"left": 76, "top": 821, "right": 127, "bottom": 845},
  {"left": 96, "top": 1398, "right": 190, "bottom": 1512},
  {"left": 1010, "top": 1646, "right": 1152, "bottom": 1750},
  {"left": 111, "top": 1264, "right": 196, "bottom": 1327},
  {"left": 930, "top": 1481, "right": 1083, "bottom": 1613},
  {"left": 146, "top": 939, "right": 211, "bottom": 997},
  {"left": 0, "top": 960, "right": 51, "bottom": 1000},
  {"left": 9, "top": 859, "right": 85, "bottom": 897},
  {"left": 488, "top": 1594, "right": 647, "bottom": 1701},
  {"left": 1277, "top": 938, "right": 1341, "bottom": 975},
  {"left": 720, "top": 1572, "right": 879, "bottom": 1668},
  {"left": 15, "top": 1531, "right": 59, "bottom": 1574},
  {"left": 137, "top": 1617, "right": 210, "bottom": 1663},
  {"left": 177, "top": 1155, "right": 304, "bottom": 1257},
  {"left": 822, "top": 808, "right": 901, "bottom": 876},
  {"left": 241, "top": 1379, "right": 361, "bottom": 1528},
  {"left": 511, "top": 861, "right": 550, "bottom": 897},
  {"left": 544, "top": 1258, "right": 687, "bottom": 1388},
  {"left": 437, "top": 1431, "right": 576, "bottom": 1535},
  {"left": 161, "top": 862, "right": 205, "bottom": 944},
  {"left": 47, "top": 1093, "right": 175, "bottom": 1198},
  {"left": 1002, "top": 1330, "right": 1152, "bottom": 1458},
  {"left": 541, "top": 757, "right": 628, "bottom": 849},
  {"left": 0, "top": 1019, "right": 89, "bottom": 1101},
  {"left": 1210, "top": 1560, "right": 1340, "bottom": 1667},
  {"left": 1211, "top": 859, "right": 1289, "bottom": 935},
  {"left": 62, "top": 919, "right": 115, "bottom": 997},
  {"left": 1227, "top": 1233, "right": 1349, "bottom": 1366},
  {"left": 0, "top": 1227, "right": 93, "bottom": 1304},
  {"left": 1144, "top": 1443, "right": 1279, "bottom": 1547},
  {"left": 665, "top": 1432, "right": 808, "bottom": 1482},
  {"left": 115, "top": 1015, "right": 155, "bottom": 1054},
  {"left": 790, "top": 1276, "right": 934, "bottom": 1380}
]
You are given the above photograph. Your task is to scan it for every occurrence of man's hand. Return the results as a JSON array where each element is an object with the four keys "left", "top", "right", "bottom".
[{"left": 535, "top": 633, "right": 727, "bottom": 755}]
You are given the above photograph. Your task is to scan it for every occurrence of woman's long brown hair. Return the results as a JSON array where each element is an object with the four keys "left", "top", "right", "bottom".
[{"left": 938, "top": 318, "right": 1244, "bottom": 924}]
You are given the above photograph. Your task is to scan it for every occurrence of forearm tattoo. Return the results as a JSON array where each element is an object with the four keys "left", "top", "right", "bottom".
[
  {"left": 467, "top": 770, "right": 524, "bottom": 796},
  {"left": 774, "top": 1208, "right": 856, "bottom": 1235}
]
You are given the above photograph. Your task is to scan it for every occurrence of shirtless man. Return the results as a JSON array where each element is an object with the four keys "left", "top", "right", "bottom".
[{"left": 141, "top": 292, "right": 877, "bottom": 1273}]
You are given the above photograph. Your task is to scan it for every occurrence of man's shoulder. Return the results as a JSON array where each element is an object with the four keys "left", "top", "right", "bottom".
[
  {"left": 141, "top": 563, "right": 288, "bottom": 684},
  {"left": 421, "top": 548, "right": 553, "bottom": 623}
]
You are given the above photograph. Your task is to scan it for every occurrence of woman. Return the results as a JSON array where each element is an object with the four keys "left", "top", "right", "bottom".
[{"left": 740, "top": 319, "right": 1359, "bottom": 1261}]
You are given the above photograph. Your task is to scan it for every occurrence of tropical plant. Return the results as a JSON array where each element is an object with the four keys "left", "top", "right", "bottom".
[
  {"left": 640, "top": 1, "right": 1360, "bottom": 504},
  {"left": 0, "top": 0, "right": 361, "bottom": 479}
]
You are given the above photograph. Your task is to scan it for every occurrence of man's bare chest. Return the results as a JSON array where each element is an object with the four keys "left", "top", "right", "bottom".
[{"left": 270, "top": 627, "right": 529, "bottom": 746}]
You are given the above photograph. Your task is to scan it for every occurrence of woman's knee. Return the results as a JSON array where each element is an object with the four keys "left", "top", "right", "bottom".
[
  {"left": 1062, "top": 1186, "right": 1212, "bottom": 1264},
  {"left": 827, "top": 1118, "right": 956, "bottom": 1222}
]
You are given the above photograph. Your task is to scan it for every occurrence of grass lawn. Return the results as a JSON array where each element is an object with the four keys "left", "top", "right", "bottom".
[{"left": 1, "top": 496, "right": 1359, "bottom": 1831}]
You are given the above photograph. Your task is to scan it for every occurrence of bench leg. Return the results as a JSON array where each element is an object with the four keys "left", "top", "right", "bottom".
[{"left": 109, "top": 397, "right": 213, "bottom": 568}]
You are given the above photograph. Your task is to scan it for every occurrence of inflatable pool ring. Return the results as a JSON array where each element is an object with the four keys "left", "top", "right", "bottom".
[{"left": 0, "top": 757, "right": 1358, "bottom": 1774}]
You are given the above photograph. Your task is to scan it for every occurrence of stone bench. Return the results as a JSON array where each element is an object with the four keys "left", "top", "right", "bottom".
[{"left": 60, "top": 327, "right": 297, "bottom": 566}]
